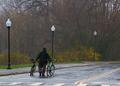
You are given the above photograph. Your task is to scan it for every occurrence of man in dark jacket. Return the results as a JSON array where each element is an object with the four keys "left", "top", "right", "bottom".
[{"left": 36, "top": 48, "right": 51, "bottom": 77}]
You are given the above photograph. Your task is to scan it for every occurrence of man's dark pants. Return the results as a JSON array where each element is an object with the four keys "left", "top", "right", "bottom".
[{"left": 38, "top": 62, "right": 47, "bottom": 77}]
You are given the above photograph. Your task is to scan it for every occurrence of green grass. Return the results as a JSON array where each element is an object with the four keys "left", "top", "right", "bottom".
[
  {"left": 0, "top": 61, "right": 83, "bottom": 69},
  {"left": 0, "top": 64, "right": 32, "bottom": 69}
]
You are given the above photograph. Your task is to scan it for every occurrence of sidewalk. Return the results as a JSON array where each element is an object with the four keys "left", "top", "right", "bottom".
[
  {"left": 1, "top": 62, "right": 119, "bottom": 76},
  {"left": 0, "top": 63, "right": 90, "bottom": 76}
]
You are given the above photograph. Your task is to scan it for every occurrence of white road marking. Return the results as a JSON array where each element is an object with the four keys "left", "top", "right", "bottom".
[
  {"left": 53, "top": 83, "right": 65, "bottom": 86},
  {"left": 8, "top": 82, "right": 23, "bottom": 85},
  {"left": 76, "top": 83, "right": 87, "bottom": 86},
  {"left": 29, "top": 82, "right": 44, "bottom": 86},
  {"left": 101, "top": 85, "right": 110, "bottom": 86},
  {"left": 75, "top": 67, "right": 120, "bottom": 85},
  {"left": 92, "top": 81, "right": 103, "bottom": 84}
]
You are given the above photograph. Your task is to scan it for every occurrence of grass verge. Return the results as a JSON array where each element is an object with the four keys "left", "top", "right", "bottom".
[{"left": 0, "top": 64, "right": 32, "bottom": 69}]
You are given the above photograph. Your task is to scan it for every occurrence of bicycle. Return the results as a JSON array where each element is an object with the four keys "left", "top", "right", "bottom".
[
  {"left": 29, "top": 58, "right": 55, "bottom": 77},
  {"left": 46, "top": 60, "right": 55, "bottom": 77},
  {"left": 30, "top": 59, "right": 36, "bottom": 76}
]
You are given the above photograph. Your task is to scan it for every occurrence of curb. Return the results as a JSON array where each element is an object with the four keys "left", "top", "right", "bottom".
[{"left": 0, "top": 64, "right": 90, "bottom": 76}]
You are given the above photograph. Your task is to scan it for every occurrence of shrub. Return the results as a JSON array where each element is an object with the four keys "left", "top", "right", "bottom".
[
  {"left": 55, "top": 46, "right": 101, "bottom": 63},
  {"left": 0, "top": 52, "right": 30, "bottom": 65}
]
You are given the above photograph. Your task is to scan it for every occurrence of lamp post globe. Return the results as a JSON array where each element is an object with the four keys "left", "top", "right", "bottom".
[
  {"left": 6, "top": 18, "right": 12, "bottom": 28},
  {"left": 51, "top": 25, "right": 55, "bottom": 32},
  {"left": 51, "top": 25, "right": 55, "bottom": 59},
  {"left": 93, "top": 30, "right": 97, "bottom": 36},
  {"left": 6, "top": 18, "right": 12, "bottom": 69}
]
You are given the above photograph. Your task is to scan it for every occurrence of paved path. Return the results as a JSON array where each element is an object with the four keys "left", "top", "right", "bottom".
[
  {"left": 0, "top": 63, "right": 91, "bottom": 76},
  {"left": 0, "top": 62, "right": 119, "bottom": 86},
  {"left": 75, "top": 67, "right": 120, "bottom": 86},
  {"left": 0, "top": 62, "right": 119, "bottom": 76}
]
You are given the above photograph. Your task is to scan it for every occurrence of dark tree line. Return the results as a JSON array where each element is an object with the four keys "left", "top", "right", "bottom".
[{"left": 0, "top": 0, "right": 120, "bottom": 61}]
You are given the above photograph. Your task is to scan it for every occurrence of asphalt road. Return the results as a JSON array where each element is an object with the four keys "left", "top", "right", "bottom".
[{"left": 0, "top": 63, "right": 119, "bottom": 86}]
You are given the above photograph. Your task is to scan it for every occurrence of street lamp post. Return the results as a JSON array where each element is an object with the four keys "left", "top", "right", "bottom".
[
  {"left": 51, "top": 25, "right": 55, "bottom": 58},
  {"left": 93, "top": 30, "right": 97, "bottom": 61},
  {"left": 6, "top": 18, "right": 12, "bottom": 69}
]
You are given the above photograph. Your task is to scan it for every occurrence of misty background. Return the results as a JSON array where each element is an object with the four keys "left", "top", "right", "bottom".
[{"left": 0, "top": 0, "right": 120, "bottom": 65}]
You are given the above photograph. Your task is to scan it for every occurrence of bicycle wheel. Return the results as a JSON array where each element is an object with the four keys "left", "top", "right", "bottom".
[
  {"left": 47, "top": 64, "right": 55, "bottom": 77},
  {"left": 46, "top": 65, "right": 50, "bottom": 77},
  {"left": 30, "top": 64, "right": 36, "bottom": 76},
  {"left": 49, "top": 64, "right": 55, "bottom": 76}
]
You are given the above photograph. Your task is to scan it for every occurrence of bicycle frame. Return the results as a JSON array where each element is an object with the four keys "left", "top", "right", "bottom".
[{"left": 46, "top": 61, "right": 55, "bottom": 77}]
